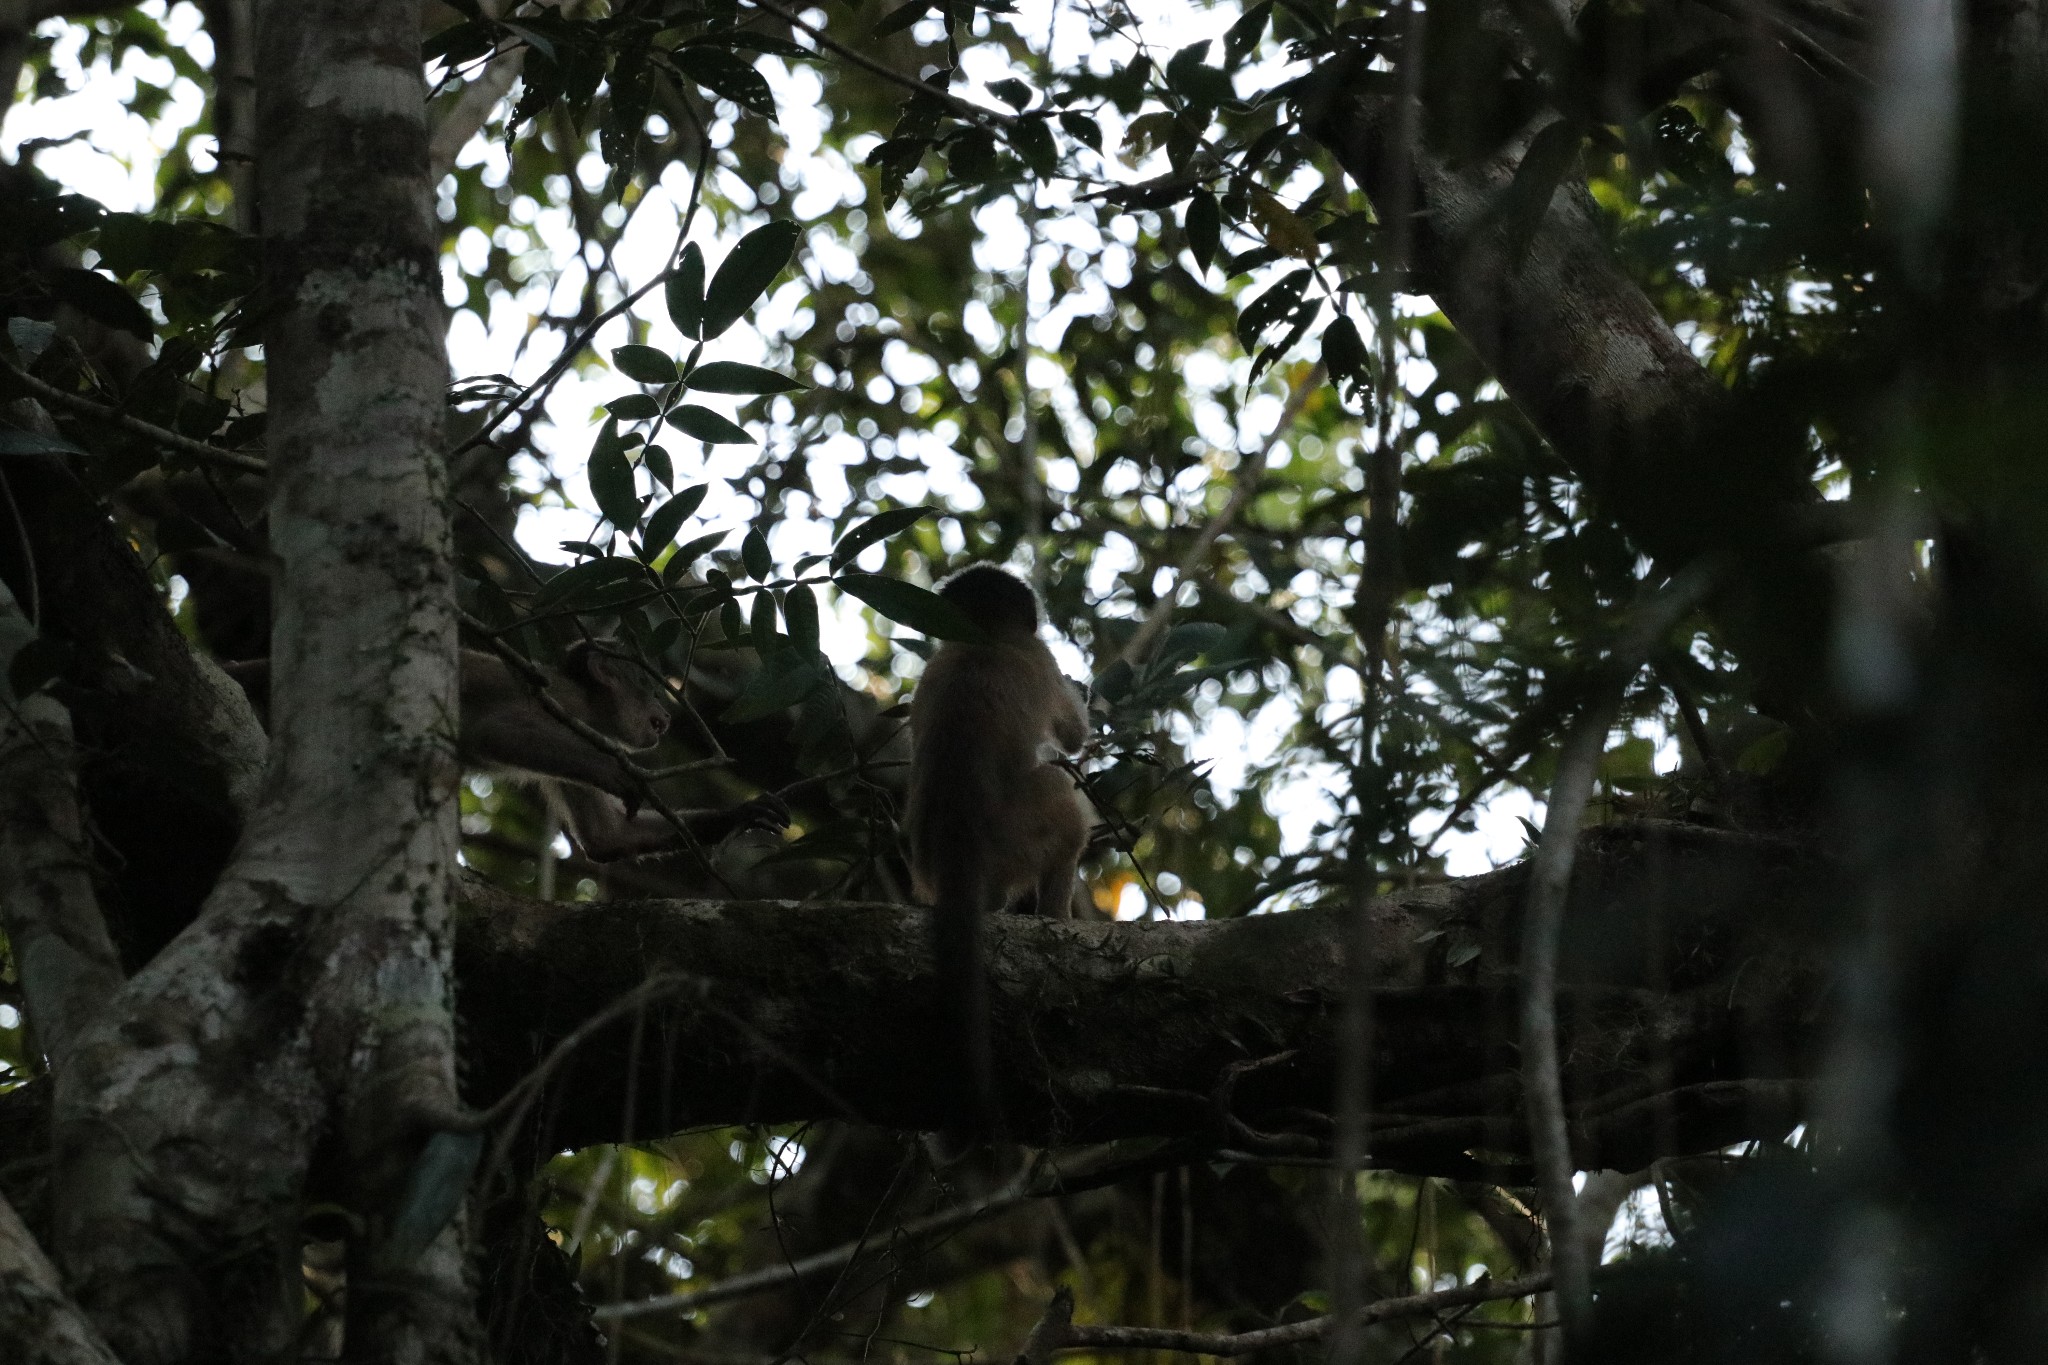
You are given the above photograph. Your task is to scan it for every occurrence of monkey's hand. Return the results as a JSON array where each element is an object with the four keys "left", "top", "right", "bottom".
[
  {"left": 729, "top": 793, "right": 791, "bottom": 835},
  {"left": 677, "top": 793, "right": 791, "bottom": 843}
]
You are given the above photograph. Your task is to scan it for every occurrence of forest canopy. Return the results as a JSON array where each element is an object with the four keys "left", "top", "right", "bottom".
[{"left": 2, "top": 1, "right": 2046, "bottom": 1363}]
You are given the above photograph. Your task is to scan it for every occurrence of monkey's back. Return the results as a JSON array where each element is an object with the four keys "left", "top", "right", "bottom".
[{"left": 906, "top": 638, "right": 1087, "bottom": 907}]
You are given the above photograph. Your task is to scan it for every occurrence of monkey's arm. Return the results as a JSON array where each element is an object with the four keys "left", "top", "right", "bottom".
[
  {"left": 1048, "top": 672, "right": 1090, "bottom": 753},
  {"left": 553, "top": 785, "right": 789, "bottom": 862},
  {"left": 463, "top": 709, "right": 641, "bottom": 800}
]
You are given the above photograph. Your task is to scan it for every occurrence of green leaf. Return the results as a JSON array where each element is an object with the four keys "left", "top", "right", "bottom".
[
  {"left": 1093, "top": 658, "right": 1135, "bottom": 703},
  {"left": 1157, "top": 620, "right": 1229, "bottom": 670},
  {"left": 1490, "top": 117, "right": 1583, "bottom": 264},
  {"left": 378, "top": 1131, "right": 484, "bottom": 1273},
  {"left": 1185, "top": 190, "right": 1220, "bottom": 275},
  {"left": 1737, "top": 726, "right": 1790, "bottom": 775},
  {"left": 867, "top": 137, "right": 929, "bottom": 206},
  {"left": 533, "top": 555, "right": 652, "bottom": 613},
  {"left": 721, "top": 654, "right": 825, "bottom": 722},
  {"left": 606, "top": 393, "right": 662, "bottom": 420},
  {"left": 499, "top": 18, "right": 557, "bottom": 60},
  {"left": 49, "top": 267, "right": 153, "bottom": 339},
  {"left": 830, "top": 505, "right": 933, "bottom": 568},
  {"left": 684, "top": 360, "right": 805, "bottom": 394},
  {"left": 1008, "top": 118, "right": 1056, "bottom": 175},
  {"left": 613, "top": 344, "right": 679, "bottom": 385},
  {"left": 1223, "top": 0, "right": 1272, "bottom": 66},
  {"left": 1247, "top": 184, "right": 1319, "bottom": 260},
  {"left": 1235, "top": 267, "right": 1313, "bottom": 348},
  {"left": 1165, "top": 41, "right": 1233, "bottom": 107},
  {"left": 0, "top": 428, "right": 88, "bottom": 457},
  {"left": 946, "top": 127, "right": 999, "bottom": 181},
  {"left": 673, "top": 47, "right": 776, "bottom": 118},
  {"left": 685, "top": 30, "right": 812, "bottom": 59},
  {"left": 750, "top": 587, "right": 781, "bottom": 652},
  {"left": 783, "top": 582, "right": 820, "bottom": 656},
  {"left": 667, "top": 404, "right": 753, "bottom": 444},
  {"left": 703, "top": 220, "right": 801, "bottom": 340},
  {"left": 641, "top": 442, "right": 673, "bottom": 490},
  {"left": 7, "top": 317, "right": 57, "bottom": 361},
  {"left": 989, "top": 78, "right": 1034, "bottom": 110},
  {"left": 872, "top": 0, "right": 933, "bottom": 36},
  {"left": 641, "top": 486, "right": 702, "bottom": 555},
  {"left": 663, "top": 528, "right": 728, "bottom": 583},
  {"left": 741, "top": 527, "right": 772, "bottom": 580},
  {"left": 588, "top": 419, "right": 643, "bottom": 532},
  {"left": 836, "top": 573, "right": 984, "bottom": 641},
  {"left": 1058, "top": 111, "right": 1101, "bottom": 152},
  {"left": 667, "top": 243, "right": 706, "bottom": 340},
  {"left": 1321, "top": 316, "right": 1374, "bottom": 408}
]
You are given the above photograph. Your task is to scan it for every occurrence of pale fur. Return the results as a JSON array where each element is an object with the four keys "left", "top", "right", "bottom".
[{"left": 905, "top": 624, "right": 1090, "bottom": 917}]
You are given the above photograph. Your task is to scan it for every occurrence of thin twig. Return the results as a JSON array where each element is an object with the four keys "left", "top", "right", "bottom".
[
  {"left": 1118, "top": 365, "right": 1324, "bottom": 668},
  {"left": 455, "top": 497, "right": 546, "bottom": 588},
  {"left": 0, "top": 468, "right": 36, "bottom": 626},
  {"left": 447, "top": 125, "right": 717, "bottom": 464},
  {"left": 1331, "top": 4, "right": 1425, "bottom": 1350},
  {"left": 1687, "top": 0, "right": 1871, "bottom": 87},
  {"left": 469, "top": 973, "right": 702, "bottom": 1133},
  {"left": 1, "top": 357, "right": 267, "bottom": 475},
  {"left": 597, "top": 1160, "right": 1051, "bottom": 1322},
  {"left": 1518, "top": 554, "right": 1728, "bottom": 1339},
  {"left": 1043, "top": 1272, "right": 1552, "bottom": 1356},
  {"left": 596, "top": 1142, "right": 1195, "bottom": 1323},
  {"left": 742, "top": 0, "right": 1020, "bottom": 131}
]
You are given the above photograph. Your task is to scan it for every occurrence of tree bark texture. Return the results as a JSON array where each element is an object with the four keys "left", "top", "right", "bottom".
[
  {"left": 459, "top": 823, "right": 1825, "bottom": 1180},
  {"left": 0, "top": 578, "right": 123, "bottom": 1079},
  {"left": 44, "top": 1, "right": 467, "bottom": 1359},
  {"left": 0, "top": 1192, "right": 122, "bottom": 1365}
]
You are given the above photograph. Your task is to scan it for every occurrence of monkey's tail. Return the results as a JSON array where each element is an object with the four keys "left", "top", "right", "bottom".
[{"left": 933, "top": 870, "right": 1003, "bottom": 1142}]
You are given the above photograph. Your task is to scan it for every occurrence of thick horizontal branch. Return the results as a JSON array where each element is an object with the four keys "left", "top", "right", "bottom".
[{"left": 456, "top": 822, "right": 1827, "bottom": 1177}]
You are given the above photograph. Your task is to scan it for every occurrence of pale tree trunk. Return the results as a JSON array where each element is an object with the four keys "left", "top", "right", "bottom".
[
  {"left": 44, "top": 1, "right": 469, "bottom": 1359},
  {"left": 200, "top": 0, "right": 259, "bottom": 232}
]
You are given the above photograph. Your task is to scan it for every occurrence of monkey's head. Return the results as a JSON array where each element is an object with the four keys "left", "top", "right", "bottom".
[
  {"left": 937, "top": 565, "right": 1039, "bottom": 638},
  {"left": 565, "top": 642, "right": 673, "bottom": 750}
]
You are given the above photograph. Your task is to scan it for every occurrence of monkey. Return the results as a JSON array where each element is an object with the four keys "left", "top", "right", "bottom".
[
  {"left": 226, "top": 643, "right": 784, "bottom": 862},
  {"left": 904, "top": 565, "right": 1092, "bottom": 1133}
]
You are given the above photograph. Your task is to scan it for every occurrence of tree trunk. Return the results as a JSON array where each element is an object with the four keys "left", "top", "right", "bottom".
[{"left": 41, "top": 0, "right": 470, "bottom": 1358}]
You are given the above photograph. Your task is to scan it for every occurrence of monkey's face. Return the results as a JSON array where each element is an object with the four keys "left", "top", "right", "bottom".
[
  {"left": 605, "top": 681, "right": 672, "bottom": 750},
  {"left": 575, "top": 646, "right": 674, "bottom": 751}
]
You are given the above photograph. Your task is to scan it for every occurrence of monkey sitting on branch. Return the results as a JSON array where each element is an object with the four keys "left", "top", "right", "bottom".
[
  {"left": 228, "top": 643, "right": 784, "bottom": 863},
  {"left": 905, "top": 565, "right": 1093, "bottom": 1132}
]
